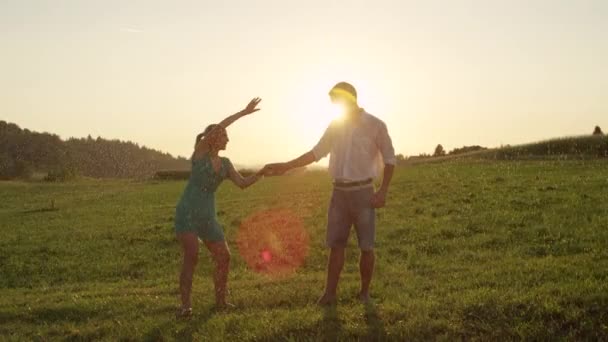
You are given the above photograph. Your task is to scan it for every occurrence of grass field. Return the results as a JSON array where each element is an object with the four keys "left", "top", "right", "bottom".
[{"left": 1, "top": 160, "right": 608, "bottom": 341}]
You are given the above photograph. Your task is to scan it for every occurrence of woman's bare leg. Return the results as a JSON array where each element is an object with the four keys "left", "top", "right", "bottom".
[
  {"left": 204, "top": 240, "right": 231, "bottom": 307},
  {"left": 177, "top": 232, "right": 199, "bottom": 309}
]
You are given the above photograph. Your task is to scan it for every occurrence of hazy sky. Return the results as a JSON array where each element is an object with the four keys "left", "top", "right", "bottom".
[{"left": 2, "top": 0, "right": 607, "bottom": 165}]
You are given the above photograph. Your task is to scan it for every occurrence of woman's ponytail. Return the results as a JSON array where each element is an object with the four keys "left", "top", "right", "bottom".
[{"left": 194, "top": 124, "right": 220, "bottom": 148}]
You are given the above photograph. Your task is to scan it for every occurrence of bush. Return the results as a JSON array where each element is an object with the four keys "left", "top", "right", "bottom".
[
  {"left": 44, "top": 167, "right": 77, "bottom": 182},
  {"left": 449, "top": 145, "right": 487, "bottom": 155},
  {"left": 154, "top": 170, "right": 190, "bottom": 180}
]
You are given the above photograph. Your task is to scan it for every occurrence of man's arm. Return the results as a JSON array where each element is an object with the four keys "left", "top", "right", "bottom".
[
  {"left": 371, "top": 121, "right": 396, "bottom": 208},
  {"left": 263, "top": 151, "right": 316, "bottom": 176},
  {"left": 284, "top": 151, "right": 316, "bottom": 171},
  {"left": 262, "top": 122, "right": 333, "bottom": 176},
  {"left": 371, "top": 164, "right": 394, "bottom": 208}
]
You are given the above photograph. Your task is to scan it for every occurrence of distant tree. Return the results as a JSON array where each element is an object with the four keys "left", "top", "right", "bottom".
[
  {"left": 449, "top": 145, "right": 487, "bottom": 155},
  {"left": 433, "top": 144, "right": 446, "bottom": 157},
  {"left": 593, "top": 126, "right": 604, "bottom": 135},
  {"left": 396, "top": 154, "right": 406, "bottom": 163},
  {"left": 13, "top": 159, "right": 33, "bottom": 179}
]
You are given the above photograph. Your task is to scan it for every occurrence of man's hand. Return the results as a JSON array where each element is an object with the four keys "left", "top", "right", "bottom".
[
  {"left": 261, "top": 163, "right": 289, "bottom": 176},
  {"left": 370, "top": 189, "right": 387, "bottom": 208}
]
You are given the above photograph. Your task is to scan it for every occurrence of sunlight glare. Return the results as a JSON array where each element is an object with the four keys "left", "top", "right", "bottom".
[{"left": 329, "top": 102, "right": 347, "bottom": 121}]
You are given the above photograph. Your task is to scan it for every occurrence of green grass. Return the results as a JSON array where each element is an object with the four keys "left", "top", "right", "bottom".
[{"left": 1, "top": 160, "right": 608, "bottom": 341}]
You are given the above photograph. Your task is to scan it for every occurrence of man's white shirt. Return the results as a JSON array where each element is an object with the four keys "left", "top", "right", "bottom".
[{"left": 312, "top": 109, "right": 396, "bottom": 182}]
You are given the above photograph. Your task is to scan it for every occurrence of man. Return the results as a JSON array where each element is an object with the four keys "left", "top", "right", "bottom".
[{"left": 263, "top": 82, "right": 396, "bottom": 305}]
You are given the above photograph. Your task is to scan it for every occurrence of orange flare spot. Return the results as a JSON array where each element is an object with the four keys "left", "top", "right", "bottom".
[{"left": 237, "top": 208, "right": 309, "bottom": 278}]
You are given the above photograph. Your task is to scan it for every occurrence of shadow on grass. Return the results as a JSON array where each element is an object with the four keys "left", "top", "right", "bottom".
[
  {"left": 141, "top": 303, "right": 388, "bottom": 341},
  {"left": 318, "top": 305, "right": 343, "bottom": 342},
  {"left": 143, "top": 306, "right": 215, "bottom": 342},
  {"left": 253, "top": 304, "right": 344, "bottom": 341},
  {"left": 0, "top": 306, "right": 104, "bottom": 325},
  {"left": 21, "top": 207, "right": 59, "bottom": 214},
  {"left": 363, "top": 302, "right": 387, "bottom": 341}
]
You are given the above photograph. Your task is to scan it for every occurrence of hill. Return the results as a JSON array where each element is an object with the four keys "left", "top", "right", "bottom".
[
  {"left": 404, "top": 135, "right": 608, "bottom": 165},
  {"left": 0, "top": 121, "right": 189, "bottom": 180}
]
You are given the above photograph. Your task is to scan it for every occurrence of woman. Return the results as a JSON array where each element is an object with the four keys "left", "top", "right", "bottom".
[{"left": 175, "top": 98, "right": 263, "bottom": 317}]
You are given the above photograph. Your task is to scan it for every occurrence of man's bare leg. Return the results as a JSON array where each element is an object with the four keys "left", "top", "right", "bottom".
[
  {"left": 359, "top": 249, "right": 374, "bottom": 303},
  {"left": 318, "top": 247, "right": 345, "bottom": 305}
]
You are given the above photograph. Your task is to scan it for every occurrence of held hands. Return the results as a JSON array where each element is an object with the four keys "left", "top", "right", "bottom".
[
  {"left": 240, "top": 97, "right": 262, "bottom": 116},
  {"left": 260, "top": 163, "right": 289, "bottom": 177}
]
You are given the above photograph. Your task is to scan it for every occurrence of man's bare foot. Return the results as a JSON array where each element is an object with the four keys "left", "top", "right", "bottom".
[
  {"left": 358, "top": 293, "right": 372, "bottom": 304},
  {"left": 214, "top": 302, "right": 236, "bottom": 311},
  {"left": 317, "top": 293, "right": 337, "bottom": 306}
]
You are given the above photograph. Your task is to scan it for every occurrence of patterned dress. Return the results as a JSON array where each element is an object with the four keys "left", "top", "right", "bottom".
[{"left": 174, "top": 154, "right": 232, "bottom": 241}]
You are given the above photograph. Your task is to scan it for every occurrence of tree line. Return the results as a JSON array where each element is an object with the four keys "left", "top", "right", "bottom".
[{"left": 0, "top": 121, "right": 189, "bottom": 180}]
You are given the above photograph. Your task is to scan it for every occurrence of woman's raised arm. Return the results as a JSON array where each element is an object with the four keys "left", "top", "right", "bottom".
[
  {"left": 192, "top": 98, "right": 262, "bottom": 157},
  {"left": 218, "top": 97, "right": 262, "bottom": 129}
]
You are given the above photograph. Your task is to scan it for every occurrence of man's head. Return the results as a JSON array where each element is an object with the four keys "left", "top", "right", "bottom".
[{"left": 329, "top": 82, "right": 358, "bottom": 107}]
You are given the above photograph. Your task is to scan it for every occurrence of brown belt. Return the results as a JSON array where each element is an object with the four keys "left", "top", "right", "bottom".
[{"left": 333, "top": 178, "right": 373, "bottom": 188}]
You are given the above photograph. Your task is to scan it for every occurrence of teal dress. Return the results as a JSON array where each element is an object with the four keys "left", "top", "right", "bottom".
[{"left": 174, "top": 155, "right": 232, "bottom": 241}]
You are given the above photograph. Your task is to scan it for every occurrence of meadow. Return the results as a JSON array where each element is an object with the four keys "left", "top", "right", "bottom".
[{"left": 1, "top": 160, "right": 607, "bottom": 341}]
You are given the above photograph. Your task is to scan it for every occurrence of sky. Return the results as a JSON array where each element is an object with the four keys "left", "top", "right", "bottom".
[{"left": 2, "top": 0, "right": 607, "bottom": 166}]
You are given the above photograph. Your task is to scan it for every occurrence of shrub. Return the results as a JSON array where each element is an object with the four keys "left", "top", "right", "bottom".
[
  {"left": 44, "top": 167, "right": 77, "bottom": 182},
  {"left": 449, "top": 145, "right": 487, "bottom": 155},
  {"left": 154, "top": 170, "right": 190, "bottom": 180}
]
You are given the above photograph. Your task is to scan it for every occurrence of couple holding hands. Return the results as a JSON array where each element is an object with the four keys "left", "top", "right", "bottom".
[{"left": 174, "top": 82, "right": 396, "bottom": 317}]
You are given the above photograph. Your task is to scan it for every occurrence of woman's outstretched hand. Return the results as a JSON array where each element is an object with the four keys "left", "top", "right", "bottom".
[{"left": 241, "top": 97, "right": 262, "bottom": 116}]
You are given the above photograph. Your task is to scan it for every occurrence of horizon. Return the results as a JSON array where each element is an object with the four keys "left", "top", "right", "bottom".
[
  {"left": 2, "top": 0, "right": 607, "bottom": 166},
  {"left": 3, "top": 117, "right": 607, "bottom": 167}
]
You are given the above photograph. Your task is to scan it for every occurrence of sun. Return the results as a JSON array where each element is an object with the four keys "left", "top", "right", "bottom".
[{"left": 288, "top": 91, "right": 345, "bottom": 139}]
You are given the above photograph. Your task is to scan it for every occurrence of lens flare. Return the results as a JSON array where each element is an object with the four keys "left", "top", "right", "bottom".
[
  {"left": 261, "top": 250, "right": 272, "bottom": 262},
  {"left": 236, "top": 208, "right": 309, "bottom": 278},
  {"left": 329, "top": 102, "right": 347, "bottom": 121}
]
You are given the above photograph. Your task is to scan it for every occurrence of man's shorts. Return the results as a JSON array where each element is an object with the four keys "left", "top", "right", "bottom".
[{"left": 326, "top": 185, "right": 375, "bottom": 251}]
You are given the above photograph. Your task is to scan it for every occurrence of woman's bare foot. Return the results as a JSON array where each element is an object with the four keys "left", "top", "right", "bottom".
[
  {"left": 175, "top": 307, "right": 193, "bottom": 320},
  {"left": 317, "top": 293, "right": 337, "bottom": 306}
]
